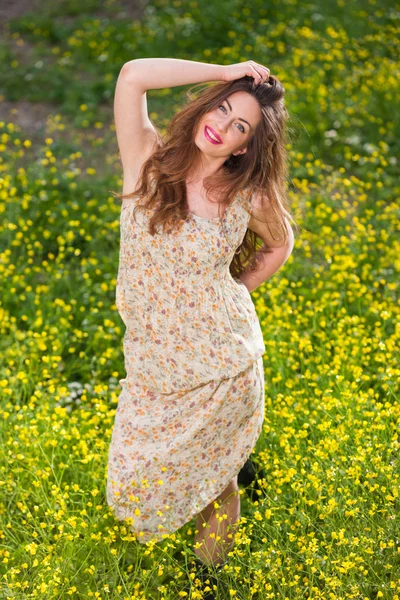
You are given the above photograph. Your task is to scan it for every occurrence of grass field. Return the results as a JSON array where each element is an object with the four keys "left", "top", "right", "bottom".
[{"left": 0, "top": 0, "right": 399, "bottom": 598}]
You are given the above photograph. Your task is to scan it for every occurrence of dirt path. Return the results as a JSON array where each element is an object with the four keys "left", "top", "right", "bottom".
[{"left": 0, "top": 1, "right": 147, "bottom": 175}]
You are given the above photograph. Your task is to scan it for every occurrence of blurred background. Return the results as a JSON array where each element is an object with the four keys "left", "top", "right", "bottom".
[{"left": 0, "top": 1, "right": 399, "bottom": 599}]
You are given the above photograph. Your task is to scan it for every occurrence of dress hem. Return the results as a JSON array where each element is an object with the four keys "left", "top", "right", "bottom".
[{"left": 114, "top": 397, "right": 264, "bottom": 545}]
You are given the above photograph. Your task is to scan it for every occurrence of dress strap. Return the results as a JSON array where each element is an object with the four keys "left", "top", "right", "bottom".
[
  {"left": 235, "top": 187, "right": 253, "bottom": 215},
  {"left": 220, "top": 187, "right": 253, "bottom": 251}
]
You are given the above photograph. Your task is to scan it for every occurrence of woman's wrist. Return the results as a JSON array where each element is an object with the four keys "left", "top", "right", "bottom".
[{"left": 122, "top": 58, "right": 226, "bottom": 91}]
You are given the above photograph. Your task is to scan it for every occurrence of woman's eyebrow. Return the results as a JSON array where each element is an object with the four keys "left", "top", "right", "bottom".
[{"left": 225, "top": 98, "right": 251, "bottom": 129}]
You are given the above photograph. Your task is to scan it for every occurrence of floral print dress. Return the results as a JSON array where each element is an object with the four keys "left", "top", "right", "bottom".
[{"left": 106, "top": 183, "right": 266, "bottom": 544}]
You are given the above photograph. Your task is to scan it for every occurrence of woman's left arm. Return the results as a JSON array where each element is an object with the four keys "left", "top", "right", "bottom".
[{"left": 239, "top": 214, "right": 295, "bottom": 294}]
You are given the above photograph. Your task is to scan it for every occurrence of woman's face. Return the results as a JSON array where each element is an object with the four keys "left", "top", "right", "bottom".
[{"left": 194, "top": 91, "right": 262, "bottom": 158}]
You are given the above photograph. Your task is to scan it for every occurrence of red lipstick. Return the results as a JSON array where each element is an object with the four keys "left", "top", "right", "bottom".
[{"left": 204, "top": 125, "right": 222, "bottom": 144}]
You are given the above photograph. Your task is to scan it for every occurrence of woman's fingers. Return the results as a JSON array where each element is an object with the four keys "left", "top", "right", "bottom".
[
  {"left": 251, "top": 66, "right": 263, "bottom": 82},
  {"left": 251, "top": 66, "right": 270, "bottom": 84},
  {"left": 250, "top": 61, "right": 270, "bottom": 83}
]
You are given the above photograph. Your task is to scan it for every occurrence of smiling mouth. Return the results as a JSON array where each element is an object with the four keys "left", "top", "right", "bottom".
[{"left": 204, "top": 125, "right": 222, "bottom": 144}]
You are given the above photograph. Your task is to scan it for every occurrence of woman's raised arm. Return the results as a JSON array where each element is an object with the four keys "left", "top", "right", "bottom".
[{"left": 121, "top": 57, "right": 226, "bottom": 91}]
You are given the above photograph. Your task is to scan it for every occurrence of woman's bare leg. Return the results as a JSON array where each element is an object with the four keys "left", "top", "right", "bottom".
[{"left": 193, "top": 475, "right": 240, "bottom": 567}]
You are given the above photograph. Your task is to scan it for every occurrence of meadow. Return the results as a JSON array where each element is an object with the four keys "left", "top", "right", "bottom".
[{"left": 0, "top": 0, "right": 399, "bottom": 598}]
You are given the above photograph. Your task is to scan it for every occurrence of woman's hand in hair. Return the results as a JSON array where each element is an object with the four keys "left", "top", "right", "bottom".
[{"left": 222, "top": 60, "right": 270, "bottom": 85}]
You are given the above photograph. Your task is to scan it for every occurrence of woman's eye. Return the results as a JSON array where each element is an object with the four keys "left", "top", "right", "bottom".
[{"left": 219, "top": 105, "right": 245, "bottom": 133}]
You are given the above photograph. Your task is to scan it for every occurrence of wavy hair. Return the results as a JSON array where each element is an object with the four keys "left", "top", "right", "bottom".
[{"left": 112, "top": 74, "right": 298, "bottom": 280}]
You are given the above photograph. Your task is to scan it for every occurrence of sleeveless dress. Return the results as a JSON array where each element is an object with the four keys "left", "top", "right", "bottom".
[{"left": 106, "top": 182, "right": 266, "bottom": 544}]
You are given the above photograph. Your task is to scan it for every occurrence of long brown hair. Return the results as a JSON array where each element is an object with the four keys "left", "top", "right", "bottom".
[{"left": 112, "top": 74, "right": 298, "bottom": 280}]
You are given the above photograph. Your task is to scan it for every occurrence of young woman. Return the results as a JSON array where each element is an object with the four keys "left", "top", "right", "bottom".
[{"left": 106, "top": 58, "right": 296, "bottom": 571}]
